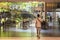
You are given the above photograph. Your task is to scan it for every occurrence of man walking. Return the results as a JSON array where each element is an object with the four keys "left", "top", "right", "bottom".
[{"left": 35, "top": 14, "right": 42, "bottom": 39}]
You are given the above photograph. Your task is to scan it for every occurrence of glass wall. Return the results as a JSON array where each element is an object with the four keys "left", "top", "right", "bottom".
[{"left": 0, "top": 2, "right": 45, "bottom": 37}]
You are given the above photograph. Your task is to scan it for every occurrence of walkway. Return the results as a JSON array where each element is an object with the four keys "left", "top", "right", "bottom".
[{"left": 0, "top": 37, "right": 60, "bottom": 40}]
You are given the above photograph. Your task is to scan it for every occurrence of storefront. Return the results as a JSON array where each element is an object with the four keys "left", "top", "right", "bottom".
[{"left": 0, "top": 2, "right": 46, "bottom": 30}]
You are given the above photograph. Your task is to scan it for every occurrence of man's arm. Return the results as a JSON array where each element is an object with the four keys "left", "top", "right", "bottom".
[{"left": 39, "top": 18, "right": 43, "bottom": 22}]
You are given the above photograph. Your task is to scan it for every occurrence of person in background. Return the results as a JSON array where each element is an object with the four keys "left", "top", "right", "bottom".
[
  {"left": 50, "top": 16, "right": 52, "bottom": 22},
  {"left": 35, "top": 14, "right": 42, "bottom": 39},
  {"left": 58, "top": 17, "right": 60, "bottom": 29}
]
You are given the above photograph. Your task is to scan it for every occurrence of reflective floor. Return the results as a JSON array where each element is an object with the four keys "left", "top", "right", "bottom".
[
  {"left": 1, "top": 25, "right": 60, "bottom": 37},
  {"left": 0, "top": 37, "right": 60, "bottom": 40},
  {"left": 0, "top": 19, "right": 60, "bottom": 37}
]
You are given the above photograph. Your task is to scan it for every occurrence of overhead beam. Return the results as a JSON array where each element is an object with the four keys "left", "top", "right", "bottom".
[{"left": 0, "top": 0, "right": 60, "bottom": 2}]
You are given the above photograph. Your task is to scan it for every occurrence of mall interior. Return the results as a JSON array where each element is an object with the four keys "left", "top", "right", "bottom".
[{"left": 0, "top": 0, "right": 60, "bottom": 37}]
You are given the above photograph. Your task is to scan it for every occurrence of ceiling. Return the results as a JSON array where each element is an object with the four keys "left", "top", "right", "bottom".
[
  {"left": 0, "top": 0, "right": 60, "bottom": 2},
  {"left": 0, "top": 0, "right": 59, "bottom": 12}
]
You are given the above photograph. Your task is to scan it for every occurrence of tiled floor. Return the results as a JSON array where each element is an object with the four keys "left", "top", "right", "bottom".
[{"left": 0, "top": 37, "right": 60, "bottom": 40}]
